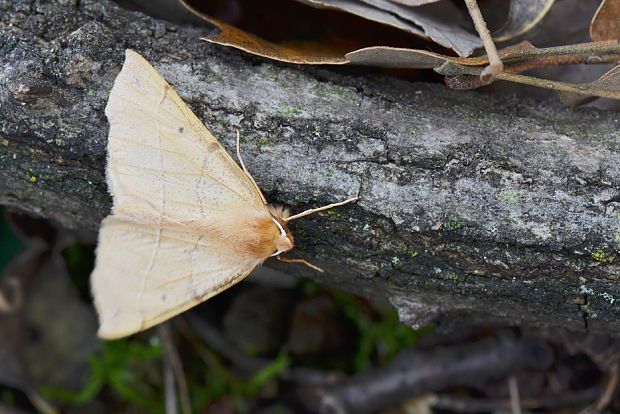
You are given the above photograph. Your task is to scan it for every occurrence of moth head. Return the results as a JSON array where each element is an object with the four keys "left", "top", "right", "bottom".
[{"left": 268, "top": 206, "right": 294, "bottom": 256}]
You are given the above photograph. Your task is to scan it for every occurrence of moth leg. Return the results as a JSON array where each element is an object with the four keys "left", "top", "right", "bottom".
[
  {"left": 235, "top": 130, "right": 268, "bottom": 205},
  {"left": 277, "top": 255, "right": 324, "bottom": 273},
  {"left": 285, "top": 196, "right": 359, "bottom": 222}
]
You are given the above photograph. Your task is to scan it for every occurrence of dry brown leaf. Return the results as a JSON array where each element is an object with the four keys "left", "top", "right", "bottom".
[
  {"left": 181, "top": 0, "right": 620, "bottom": 102},
  {"left": 180, "top": 0, "right": 374, "bottom": 64},
  {"left": 201, "top": 14, "right": 349, "bottom": 64},
  {"left": 345, "top": 41, "right": 538, "bottom": 69},
  {"left": 388, "top": 0, "right": 441, "bottom": 6},
  {"left": 184, "top": 0, "right": 555, "bottom": 65},
  {"left": 295, "top": 0, "right": 481, "bottom": 56},
  {"left": 493, "top": 0, "right": 555, "bottom": 42},
  {"left": 185, "top": 0, "right": 483, "bottom": 59},
  {"left": 344, "top": 46, "right": 448, "bottom": 68},
  {"left": 590, "top": 0, "right": 620, "bottom": 41},
  {"left": 559, "top": 64, "right": 620, "bottom": 106}
]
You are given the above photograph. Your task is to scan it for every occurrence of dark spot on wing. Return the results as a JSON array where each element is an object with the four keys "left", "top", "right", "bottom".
[
  {"left": 179, "top": 127, "right": 184, "bottom": 134},
  {"left": 207, "top": 142, "right": 219, "bottom": 152}
]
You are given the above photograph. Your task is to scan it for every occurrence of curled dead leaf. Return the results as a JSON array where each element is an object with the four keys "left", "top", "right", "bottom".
[
  {"left": 559, "top": 64, "right": 620, "bottom": 106},
  {"left": 180, "top": 0, "right": 483, "bottom": 58},
  {"left": 493, "top": 0, "right": 555, "bottom": 42},
  {"left": 179, "top": 0, "right": 620, "bottom": 102},
  {"left": 180, "top": 0, "right": 385, "bottom": 64},
  {"left": 201, "top": 16, "right": 348, "bottom": 64},
  {"left": 590, "top": 0, "right": 620, "bottom": 41},
  {"left": 295, "top": 0, "right": 481, "bottom": 57},
  {"left": 344, "top": 46, "right": 448, "bottom": 68},
  {"left": 388, "top": 0, "right": 441, "bottom": 6},
  {"left": 345, "top": 41, "right": 538, "bottom": 69}
]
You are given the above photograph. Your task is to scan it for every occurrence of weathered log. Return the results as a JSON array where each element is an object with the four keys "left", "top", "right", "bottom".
[{"left": 1, "top": 0, "right": 619, "bottom": 335}]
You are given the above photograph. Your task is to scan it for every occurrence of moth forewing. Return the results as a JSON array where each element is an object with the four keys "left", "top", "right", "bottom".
[
  {"left": 91, "top": 49, "right": 357, "bottom": 339},
  {"left": 93, "top": 50, "right": 279, "bottom": 339}
]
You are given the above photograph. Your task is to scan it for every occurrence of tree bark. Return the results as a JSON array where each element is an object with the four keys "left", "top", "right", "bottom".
[{"left": 1, "top": 0, "right": 619, "bottom": 335}]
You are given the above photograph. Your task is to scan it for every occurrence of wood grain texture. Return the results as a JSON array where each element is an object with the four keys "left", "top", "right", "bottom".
[{"left": 0, "top": 0, "right": 619, "bottom": 335}]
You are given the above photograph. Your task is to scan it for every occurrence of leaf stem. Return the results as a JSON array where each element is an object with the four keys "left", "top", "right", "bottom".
[
  {"left": 464, "top": 0, "right": 503, "bottom": 81},
  {"left": 496, "top": 72, "right": 620, "bottom": 99}
]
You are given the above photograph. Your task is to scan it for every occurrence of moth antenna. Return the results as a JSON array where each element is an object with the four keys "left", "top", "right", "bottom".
[
  {"left": 285, "top": 197, "right": 359, "bottom": 222},
  {"left": 236, "top": 130, "right": 267, "bottom": 205},
  {"left": 277, "top": 255, "right": 324, "bottom": 273}
]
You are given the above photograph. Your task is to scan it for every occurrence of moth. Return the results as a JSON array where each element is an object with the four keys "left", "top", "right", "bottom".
[{"left": 91, "top": 50, "right": 357, "bottom": 339}]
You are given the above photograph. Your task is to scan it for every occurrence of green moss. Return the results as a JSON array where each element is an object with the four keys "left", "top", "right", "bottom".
[
  {"left": 496, "top": 190, "right": 521, "bottom": 206},
  {"left": 29, "top": 175, "right": 37, "bottom": 183},
  {"left": 444, "top": 216, "right": 464, "bottom": 231},
  {"left": 316, "top": 82, "right": 348, "bottom": 99},
  {"left": 267, "top": 65, "right": 279, "bottom": 80},
  {"left": 445, "top": 271, "right": 464, "bottom": 282},
  {"left": 204, "top": 71, "right": 224, "bottom": 83},
  {"left": 42, "top": 339, "right": 164, "bottom": 409},
  {"left": 330, "top": 288, "right": 431, "bottom": 371},
  {"left": 216, "top": 118, "right": 230, "bottom": 128},
  {"left": 410, "top": 251, "right": 418, "bottom": 258},
  {"left": 1, "top": 390, "right": 15, "bottom": 405},
  {"left": 254, "top": 136, "right": 269, "bottom": 149},
  {"left": 277, "top": 102, "right": 302, "bottom": 117},
  {"left": 592, "top": 249, "right": 615, "bottom": 264},
  {"left": 561, "top": 124, "right": 588, "bottom": 140}
]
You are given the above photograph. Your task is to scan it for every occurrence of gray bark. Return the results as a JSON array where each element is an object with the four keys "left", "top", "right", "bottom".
[{"left": 1, "top": 0, "right": 619, "bottom": 335}]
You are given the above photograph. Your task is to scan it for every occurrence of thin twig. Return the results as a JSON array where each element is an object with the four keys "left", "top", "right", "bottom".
[
  {"left": 440, "top": 40, "right": 620, "bottom": 93},
  {"left": 163, "top": 350, "right": 177, "bottom": 414},
  {"left": 183, "top": 313, "right": 270, "bottom": 373},
  {"left": 502, "top": 40, "right": 620, "bottom": 63},
  {"left": 438, "top": 61, "right": 620, "bottom": 99},
  {"left": 26, "top": 389, "right": 60, "bottom": 414},
  {"left": 464, "top": 0, "right": 503, "bottom": 81},
  {"left": 160, "top": 324, "right": 192, "bottom": 414},
  {"left": 508, "top": 376, "right": 522, "bottom": 414},
  {"left": 320, "top": 335, "right": 553, "bottom": 414},
  {"left": 497, "top": 71, "right": 620, "bottom": 99},
  {"left": 161, "top": 326, "right": 179, "bottom": 414},
  {"left": 505, "top": 53, "right": 620, "bottom": 73},
  {"left": 433, "top": 386, "right": 601, "bottom": 412},
  {"left": 180, "top": 315, "right": 338, "bottom": 387}
]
